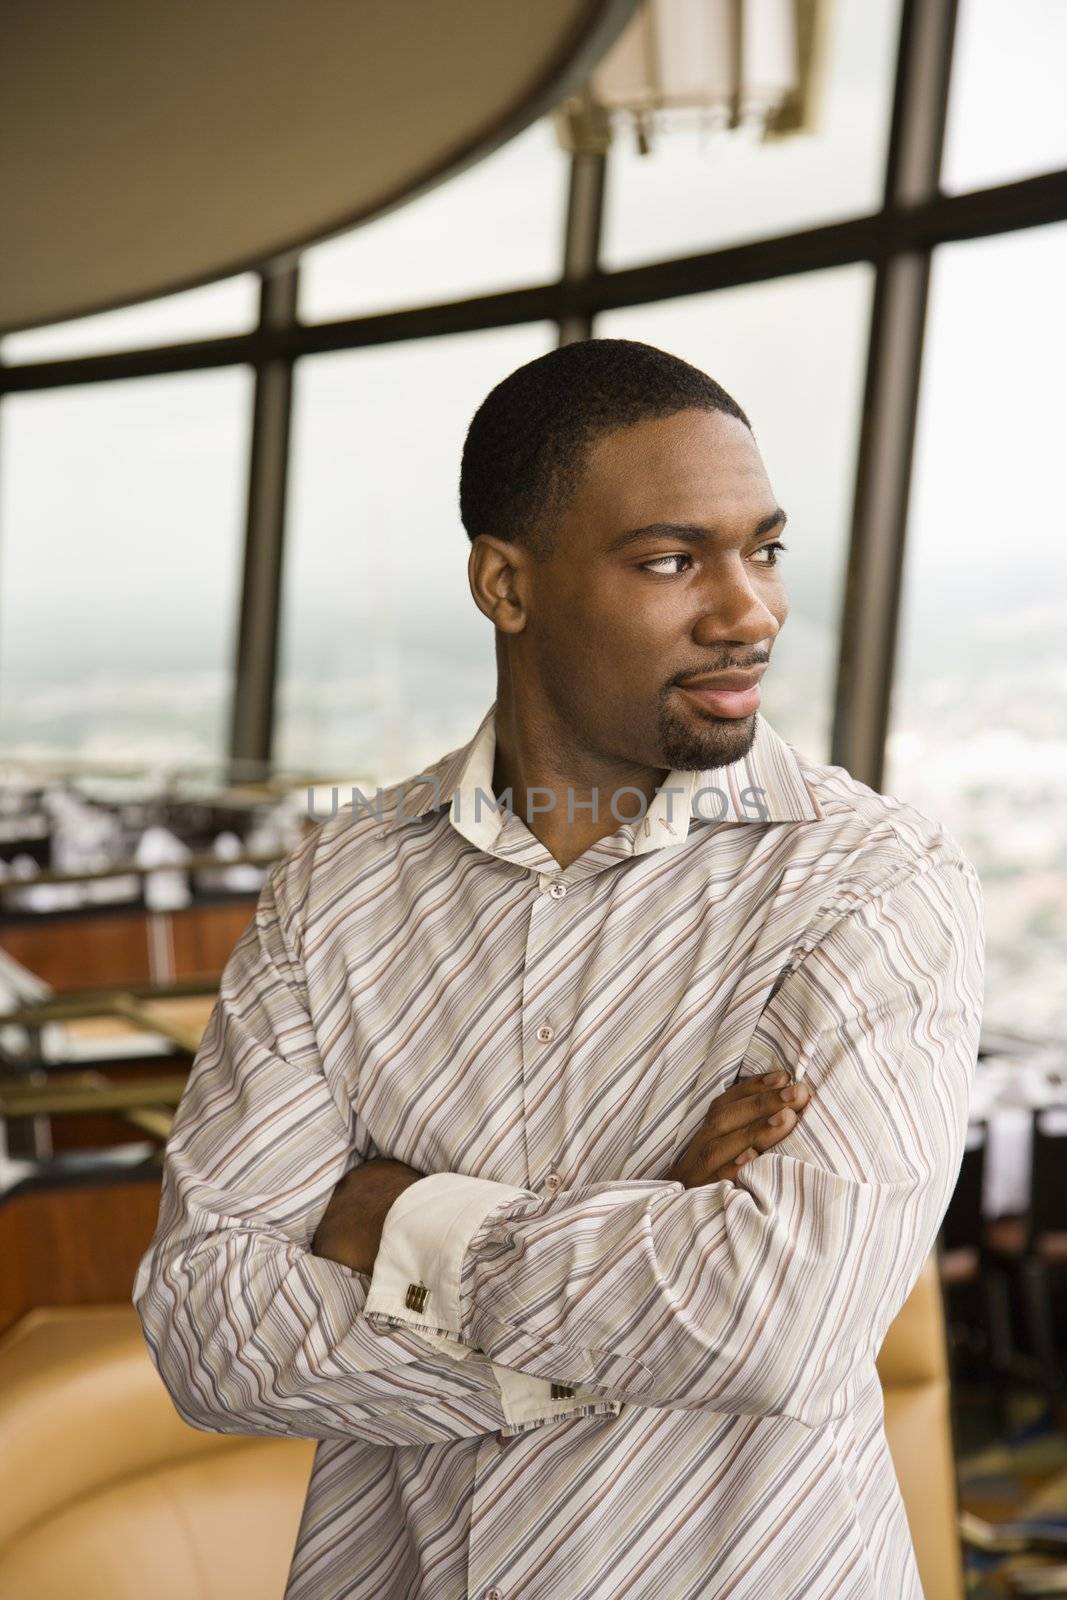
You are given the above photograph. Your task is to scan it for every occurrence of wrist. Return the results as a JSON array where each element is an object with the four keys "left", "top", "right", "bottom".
[
  {"left": 311, "top": 1160, "right": 425, "bottom": 1276},
  {"left": 364, "top": 1168, "right": 425, "bottom": 1270}
]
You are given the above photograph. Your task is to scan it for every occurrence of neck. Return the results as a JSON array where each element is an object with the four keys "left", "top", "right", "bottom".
[{"left": 491, "top": 677, "right": 669, "bottom": 871}]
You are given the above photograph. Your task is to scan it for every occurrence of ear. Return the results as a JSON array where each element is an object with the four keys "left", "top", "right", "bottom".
[{"left": 468, "top": 535, "right": 530, "bottom": 634}]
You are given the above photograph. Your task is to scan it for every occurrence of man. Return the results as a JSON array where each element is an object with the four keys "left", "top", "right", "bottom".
[{"left": 133, "top": 338, "right": 984, "bottom": 1599}]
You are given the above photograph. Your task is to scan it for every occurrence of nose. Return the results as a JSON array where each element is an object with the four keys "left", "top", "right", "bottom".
[{"left": 690, "top": 554, "right": 784, "bottom": 649}]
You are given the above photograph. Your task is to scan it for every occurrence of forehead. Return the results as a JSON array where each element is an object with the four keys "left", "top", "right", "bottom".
[{"left": 567, "top": 407, "right": 774, "bottom": 543}]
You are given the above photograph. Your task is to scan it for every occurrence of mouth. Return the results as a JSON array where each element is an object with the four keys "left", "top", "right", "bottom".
[{"left": 675, "top": 667, "right": 766, "bottom": 720}]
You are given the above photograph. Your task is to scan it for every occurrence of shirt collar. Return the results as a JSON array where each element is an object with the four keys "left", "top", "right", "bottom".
[{"left": 382, "top": 701, "right": 824, "bottom": 853}]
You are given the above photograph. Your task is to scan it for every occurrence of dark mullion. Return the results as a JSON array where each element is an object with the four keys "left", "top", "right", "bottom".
[
  {"left": 3, "top": 168, "right": 1064, "bottom": 396},
  {"left": 0, "top": 330, "right": 260, "bottom": 394},
  {"left": 832, "top": 0, "right": 959, "bottom": 790},
  {"left": 559, "top": 148, "right": 607, "bottom": 345},
  {"left": 573, "top": 169, "right": 1067, "bottom": 310},
  {"left": 228, "top": 263, "right": 299, "bottom": 778}
]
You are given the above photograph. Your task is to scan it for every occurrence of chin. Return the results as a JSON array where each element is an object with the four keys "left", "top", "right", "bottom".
[{"left": 658, "top": 703, "right": 758, "bottom": 771}]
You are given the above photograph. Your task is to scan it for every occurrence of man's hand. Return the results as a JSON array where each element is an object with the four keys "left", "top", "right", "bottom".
[
  {"left": 666, "top": 1071, "right": 810, "bottom": 1188},
  {"left": 311, "top": 1157, "right": 426, "bottom": 1276}
]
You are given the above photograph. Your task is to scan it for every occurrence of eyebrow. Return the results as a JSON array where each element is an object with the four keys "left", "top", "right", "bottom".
[{"left": 606, "top": 507, "right": 788, "bottom": 553}]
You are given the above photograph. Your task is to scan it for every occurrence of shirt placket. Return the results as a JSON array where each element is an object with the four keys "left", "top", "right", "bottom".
[
  {"left": 477, "top": 808, "right": 557, "bottom": 1186},
  {"left": 521, "top": 860, "right": 575, "bottom": 1200},
  {"left": 483, "top": 812, "right": 617, "bottom": 1194},
  {"left": 466, "top": 1431, "right": 511, "bottom": 1600},
  {"left": 513, "top": 830, "right": 633, "bottom": 1200}
]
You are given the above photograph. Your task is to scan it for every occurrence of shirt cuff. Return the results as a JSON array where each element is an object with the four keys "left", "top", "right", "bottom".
[
  {"left": 363, "top": 1170, "right": 624, "bottom": 1433},
  {"left": 364, "top": 1171, "right": 532, "bottom": 1346},
  {"left": 491, "top": 1359, "right": 623, "bottom": 1437}
]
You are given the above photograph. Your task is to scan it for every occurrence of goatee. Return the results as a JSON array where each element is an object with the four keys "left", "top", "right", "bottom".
[{"left": 656, "top": 698, "right": 758, "bottom": 771}]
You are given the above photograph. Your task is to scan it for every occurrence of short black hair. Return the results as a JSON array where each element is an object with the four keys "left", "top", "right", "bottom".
[{"left": 459, "top": 337, "right": 751, "bottom": 560}]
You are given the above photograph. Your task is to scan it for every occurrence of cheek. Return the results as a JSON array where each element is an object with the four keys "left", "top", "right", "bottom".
[
  {"left": 558, "top": 613, "right": 650, "bottom": 708},
  {"left": 549, "top": 573, "right": 631, "bottom": 640},
  {"left": 595, "top": 592, "right": 673, "bottom": 652},
  {"left": 545, "top": 571, "right": 685, "bottom": 665}
]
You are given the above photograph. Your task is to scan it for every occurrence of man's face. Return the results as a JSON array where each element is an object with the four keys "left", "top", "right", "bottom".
[{"left": 523, "top": 406, "right": 789, "bottom": 773}]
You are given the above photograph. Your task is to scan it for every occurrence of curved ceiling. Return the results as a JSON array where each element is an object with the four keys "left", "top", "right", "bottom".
[{"left": 0, "top": 0, "right": 636, "bottom": 333}]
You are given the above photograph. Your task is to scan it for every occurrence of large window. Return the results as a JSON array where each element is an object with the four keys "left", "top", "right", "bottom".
[
  {"left": 0, "top": 276, "right": 258, "bottom": 365},
  {"left": 941, "top": 0, "right": 1067, "bottom": 194},
  {"left": 299, "top": 119, "right": 569, "bottom": 323},
  {"left": 277, "top": 324, "right": 554, "bottom": 781},
  {"left": 601, "top": 265, "right": 873, "bottom": 760},
  {"left": 601, "top": 0, "right": 902, "bottom": 269},
  {"left": 1, "top": 6, "right": 1065, "bottom": 1038},
  {"left": 884, "top": 222, "right": 1067, "bottom": 1040},
  {"left": 0, "top": 369, "right": 252, "bottom": 766}
]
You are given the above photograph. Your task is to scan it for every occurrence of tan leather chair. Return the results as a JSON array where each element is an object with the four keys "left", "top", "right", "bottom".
[
  {"left": 877, "top": 1257, "right": 965, "bottom": 1600},
  {"left": 0, "top": 1306, "right": 315, "bottom": 1600},
  {"left": 0, "top": 1260, "right": 962, "bottom": 1600}
]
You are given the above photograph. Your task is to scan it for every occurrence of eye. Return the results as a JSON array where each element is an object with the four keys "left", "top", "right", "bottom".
[
  {"left": 752, "top": 541, "right": 789, "bottom": 565},
  {"left": 639, "top": 553, "right": 693, "bottom": 576}
]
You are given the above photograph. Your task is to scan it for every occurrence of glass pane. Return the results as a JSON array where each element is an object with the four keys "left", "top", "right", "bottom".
[
  {"left": 942, "top": 0, "right": 1067, "bottom": 194},
  {"left": 601, "top": 0, "right": 901, "bottom": 270},
  {"left": 299, "top": 119, "right": 568, "bottom": 323},
  {"left": 277, "top": 323, "right": 555, "bottom": 780},
  {"left": 599, "top": 264, "right": 874, "bottom": 760},
  {"left": 885, "top": 223, "right": 1067, "bottom": 1040},
  {"left": 0, "top": 369, "right": 252, "bottom": 765},
  {"left": 0, "top": 276, "right": 259, "bottom": 365}
]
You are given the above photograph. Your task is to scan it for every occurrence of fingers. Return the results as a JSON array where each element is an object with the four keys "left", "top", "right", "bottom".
[
  {"left": 712, "top": 1071, "right": 791, "bottom": 1106},
  {"left": 700, "top": 1081, "right": 811, "bottom": 1182},
  {"left": 665, "top": 1072, "right": 812, "bottom": 1188},
  {"left": 714, "top": 1148, "right": 759, "bottom": 1183},
  {"left": 702, "top": 1073, "right": 809, "bottom": 1138}
]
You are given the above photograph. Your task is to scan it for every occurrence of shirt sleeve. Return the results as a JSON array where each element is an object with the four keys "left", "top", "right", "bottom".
[
  {"left": 364, "top": 1173, "right": 625, "bottom": 1434},
  {"left": 364, "top": 852, "right": 984, "bottom": 1430},
  {"left": 132, "top": 851, "right": 517, "bottom": 1447}
]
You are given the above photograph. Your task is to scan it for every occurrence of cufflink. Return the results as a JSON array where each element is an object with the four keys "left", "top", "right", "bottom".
[
  {"left": 405, "top": 1282, "right": 429, "bottom": 1312},
  {"left": 550, "top": 1382, "right": 575, "bottom": 1399}
]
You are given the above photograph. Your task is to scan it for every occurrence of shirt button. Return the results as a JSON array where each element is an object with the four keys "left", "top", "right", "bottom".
[
  {"left": 485, "top": 1589, "right": 503, "bottom": 1600},
  {"left": 536, "top": 1024, "right": 554, "bottom": 1042},
  {"left": 548, "top": 881, "right": 567, "bottom": 899},
  {"left": 544, "top": 1171, "right": 562, "bottom": 1192}
]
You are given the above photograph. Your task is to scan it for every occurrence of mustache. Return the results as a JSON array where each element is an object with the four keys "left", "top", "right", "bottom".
[{"left": 669, "top": 653, "right": 770, "bottom": 684}]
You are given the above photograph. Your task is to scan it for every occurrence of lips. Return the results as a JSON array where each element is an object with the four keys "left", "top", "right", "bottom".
[
  {"left": 676, "top": 666, "right": 765, "bottom": 720},
  {"left": 678, "top": 667, "right": 766, "bottom": 692}
]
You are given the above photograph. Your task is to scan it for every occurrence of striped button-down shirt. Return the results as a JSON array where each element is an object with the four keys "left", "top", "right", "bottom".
[{"left": 133, "top": 702, "right": 985, "bottom": 1599}]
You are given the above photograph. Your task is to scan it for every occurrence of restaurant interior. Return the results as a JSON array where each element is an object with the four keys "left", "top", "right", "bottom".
[{"left": 0, "top": 2, "right": 1065, "bottom": 1595}]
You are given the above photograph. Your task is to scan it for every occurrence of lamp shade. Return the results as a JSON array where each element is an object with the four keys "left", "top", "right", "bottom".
[{"left": 554, "top": 0, "right": 827, "bottom": 155}]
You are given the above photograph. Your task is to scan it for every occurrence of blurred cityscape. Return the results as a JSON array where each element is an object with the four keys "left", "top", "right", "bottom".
[
  {"left": 1, "top": 614, "right": 1062, "bottom": 1047},
  {"left": 887, "top": 651, "right": 1067, "bottom": 1046}
]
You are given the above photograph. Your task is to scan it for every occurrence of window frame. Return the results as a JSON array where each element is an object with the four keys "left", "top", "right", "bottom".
[{"left": 0, "top": 0, "right": 1064, "bottom": 792}]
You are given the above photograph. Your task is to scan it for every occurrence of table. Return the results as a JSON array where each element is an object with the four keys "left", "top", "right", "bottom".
[{"left": 970, "top": 1054, "right": 1067, "bottom": 1217}]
